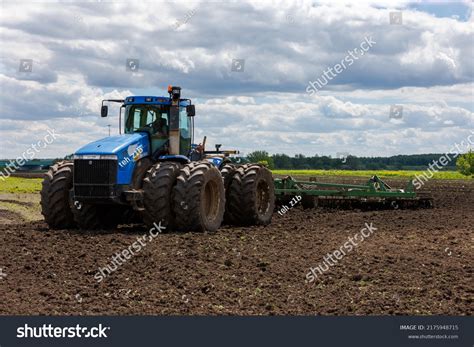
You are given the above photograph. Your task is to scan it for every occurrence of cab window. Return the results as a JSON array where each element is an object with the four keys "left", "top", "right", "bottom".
[
  {"left": 132, "top": 109, "right": 141, "bottom": 130},
  {"left": 179, "top": 107, "right": 191, "bottom": 139},
  {"left": 179, "top": 106, "right": 191, "bottom": 155},
  {"left": 125, "top": 105, "right": 170, "bottom": 134},
  {"left": 146, "top": 109, "right": 157, "bottom": 125}
]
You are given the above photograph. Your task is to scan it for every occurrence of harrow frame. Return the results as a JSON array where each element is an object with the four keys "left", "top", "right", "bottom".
[{"left": 274, "top": 175, "right": 426, "bottom": 200}]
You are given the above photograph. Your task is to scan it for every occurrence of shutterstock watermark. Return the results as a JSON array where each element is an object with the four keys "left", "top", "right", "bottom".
[
  {"left": 94, "top": 221, "right": 166, "bottom": 283},
  {"left": 306, "top": 222, "right": 377, "bottom": 283},
  {"left": 389, "top": 105, "right": 403, "bottom": 119},
  {"left": 0, "top": 129, "right": 59, "bottom": 181},
  {"left": 17, "top": 323, "right": 109, "bottom": 338},
  {"left": 389, "top": 11, "right": 403, "bottom": 25},
  {"left": 412, "top": 130, "right": 474, "bottom": 189},
  {"left": 172, "top": 8, "right": 197, "bottom": 30},
  {"left": 19, "top": 59, "right": 33, "bottom": 72},
  {"left": 125, "top": 58, "right": 139, "bottom": 72},
  {"left": 231, "top": 58, "right": 245, "bottom": 72},
  {"left": 336, "top": 152, "right": 350, "bottom": 163},
  {"left": 306, "top": 36, "right": 376, "bottom": 95}
]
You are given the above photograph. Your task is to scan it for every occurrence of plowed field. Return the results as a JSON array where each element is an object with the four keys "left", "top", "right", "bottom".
[{"left": 0, "top": 177, "right": 472, "bottom": 315}]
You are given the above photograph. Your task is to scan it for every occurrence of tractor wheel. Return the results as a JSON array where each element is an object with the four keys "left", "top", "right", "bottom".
[
  {"left": 220, "top": 163, "right": 237, "bottom": 223},
  {"left": 72, "top": 203, "right": 122, "bottom": 230},
  {"left": 227, "top": 164, "right": 275, "bottom": 226},
  {"left": 40, "top": 160, "right": 75, "bottom": 229},
  {"left": 141, "top": 161, "right": 183, "bottom": 230},
  {"left": 173, "top": 161, "right": 225, "bottom": 232}
]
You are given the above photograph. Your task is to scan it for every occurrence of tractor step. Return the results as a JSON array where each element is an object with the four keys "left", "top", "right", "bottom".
[{"left": 124, "top": 190, "right": 145, "bottom": 211}]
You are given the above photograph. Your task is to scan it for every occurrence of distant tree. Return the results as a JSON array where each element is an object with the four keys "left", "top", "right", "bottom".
[
  {"left": 272, "top": 153, "right": 292, "bottom": 169},
  {"left": 456, "top": 150, "right": 474, "bottom": 176},
  {"left": 247, "top": 150, "right": 269, "bottom": 162},
  {"left": 344, "top": 155, "right": 360, "bottom": 170},
  {"left": 366, "top": 162, "right": 380, "bottom": 170},
  {"left": 242, "top": 152, "right": 461, "bottom": 171},
  {"left": 292, "top": 154, "right": 307, "bottom": 169},
  {"left": 247, "top": 151, "right": 274, "bottom": 169}
]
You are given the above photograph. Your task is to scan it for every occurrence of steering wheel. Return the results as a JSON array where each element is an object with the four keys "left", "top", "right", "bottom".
[{"left": 135, "top": 122, "right": 155, "bottom": 132}]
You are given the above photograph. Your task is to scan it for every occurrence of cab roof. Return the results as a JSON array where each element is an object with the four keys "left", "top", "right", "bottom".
[{"left": 124, "top": 96, "right": 190, "bottom": 107}]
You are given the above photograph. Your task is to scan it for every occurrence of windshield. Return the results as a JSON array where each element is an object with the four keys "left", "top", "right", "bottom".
[{"left": 124, "top": 105, "right": 170, "bottom": 135}]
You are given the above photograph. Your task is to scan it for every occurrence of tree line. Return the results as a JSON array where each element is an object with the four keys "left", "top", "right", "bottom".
[{"left": 241, "top": 151, "right": 459, "bottom": 171}]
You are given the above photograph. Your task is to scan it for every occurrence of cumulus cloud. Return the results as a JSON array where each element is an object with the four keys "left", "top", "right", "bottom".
[{"left": 0, "top": 0, "right": 472, "bottom": 158}]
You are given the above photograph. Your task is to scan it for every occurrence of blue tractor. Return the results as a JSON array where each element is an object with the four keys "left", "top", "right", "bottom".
[{"left": 40, "top": 86, "right": 275, "bottom": 231}]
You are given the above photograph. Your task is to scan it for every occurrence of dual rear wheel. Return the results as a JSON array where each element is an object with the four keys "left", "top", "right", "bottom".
[
  {"left": 141, "top": 161, "right": 226, "bottom": 232},
  {"left": 142, "top": 161, "right": 275, "bottom": 232},
  {"left": 224, "top": 164, "right": 275, "bottom": 226}
]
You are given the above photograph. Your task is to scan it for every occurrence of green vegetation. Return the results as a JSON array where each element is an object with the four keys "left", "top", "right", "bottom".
[
  {"left": 242, "top": 151, "right": 459, "bottom": 171},
  {"left": 0, "top": 199, "right": 42, "bottom": 221},
  {"left": 272, "top": 170, "right": 468, "bottom": 180},
  {"left": 0, "top": 177, "right": 43, "bottom": 193},
  {"left": 0, "top": 167, "right": 469, "bottom": 196},
  {"left": 456, "top": 150, "right": 474, "bottom": 177},
  {"left": 246, "top": 151, "right": 275, "bottom": 169}
]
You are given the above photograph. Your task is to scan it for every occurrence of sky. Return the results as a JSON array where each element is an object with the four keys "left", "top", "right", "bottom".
[{"left": 0, "top": 0, "right": 473, "bottom": 158}]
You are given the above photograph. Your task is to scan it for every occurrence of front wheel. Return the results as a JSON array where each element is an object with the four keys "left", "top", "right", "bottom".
[
  {"left": 40, "top": 161, "right": 75, "bottom": 229},
  {"left": 141, "top": 161, "right": 183, "bottom": 229}
]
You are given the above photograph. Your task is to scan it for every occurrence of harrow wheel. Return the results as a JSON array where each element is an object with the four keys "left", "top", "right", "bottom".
[
  {"left": 173, "top": 161, "right": 225, "bottom": 232},
  {"left": 40, "top": 160, "right": 75, "bottom": 229},
  {"left": 141, "top": 161, "right": 183, "bottom": 230},
  {"left": 226, "top": 164, "right": 275, "bottom": 226}
]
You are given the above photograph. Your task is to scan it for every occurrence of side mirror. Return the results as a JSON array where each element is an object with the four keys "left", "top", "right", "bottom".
[
  {"left": 101, "top": 105, "right": 108, "bottom": 117},
  {"left": 186, "top": 105, "right": 195, "bottom": 117}
]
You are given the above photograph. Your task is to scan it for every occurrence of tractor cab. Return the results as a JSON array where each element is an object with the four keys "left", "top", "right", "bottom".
[
  {"left": 101, "top": 85, "right": 195, "bottom": 158},
  {"left": 124, "top": 102, "right": 171, "bottom": 153}
]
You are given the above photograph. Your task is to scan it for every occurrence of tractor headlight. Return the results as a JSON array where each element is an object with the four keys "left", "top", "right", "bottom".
[{"left": 100, "top": 154, "right": 118, "bottom": 160}]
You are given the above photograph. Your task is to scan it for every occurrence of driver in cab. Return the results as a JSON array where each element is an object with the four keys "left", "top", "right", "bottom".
[{"left": 151, "top": 117, "right": 168, "bottom": 136}]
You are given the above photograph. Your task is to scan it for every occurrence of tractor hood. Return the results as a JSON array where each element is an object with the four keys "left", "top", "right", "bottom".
[
  {"left": 74, "top": 133, "right": 150, "bottom": 185},
  {"left": 75, "top": 133, "right": 149, "bottom": 156}
]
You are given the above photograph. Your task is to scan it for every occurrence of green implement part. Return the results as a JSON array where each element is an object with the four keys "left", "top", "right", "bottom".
[{"left": 274, "top": 175, "right": 433, "bottom": 209}]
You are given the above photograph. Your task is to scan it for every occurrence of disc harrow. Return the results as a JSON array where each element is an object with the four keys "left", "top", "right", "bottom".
[{"left": 274, "top": 175, "right": 433, "bottom": 210}]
